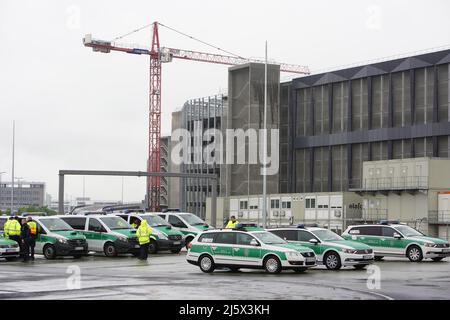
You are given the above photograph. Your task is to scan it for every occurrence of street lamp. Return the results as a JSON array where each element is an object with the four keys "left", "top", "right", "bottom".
[
  {"left": 15, "top": 177, "right": 23, "bottom": 210},
  {"left": 0, "top": 172, "right": 5, "bottom": 212}
]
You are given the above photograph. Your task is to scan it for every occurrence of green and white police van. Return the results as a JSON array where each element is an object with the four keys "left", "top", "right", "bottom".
[
  {"left": 0, "top": 236, "right": 20, "bottom": 261},
  {"left": 114, "top": 213, "right": 185, "bottom": 254},
  {"left": 186, "top": 225, "right": 317, "bottom": 274},
  {"left": 269, "top": 226, "right": 374, "bottom": 270},
  {"left": 158, "top": 212, "right": 213, "bottom": 248},
  {"left": 32, "top": 216, "right": 89, "bottom": 259},
  {"left": 59, "top": 215, "right": 140, "bottom": 257},
  {"left": 342, "top": 221, "right": 450, "bottom": 262}
]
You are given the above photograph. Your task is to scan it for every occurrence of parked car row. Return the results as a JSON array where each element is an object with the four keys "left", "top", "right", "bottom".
[
  {"left": 186, "top": 221, "right": 450, "bottom": 274},
  {"left": 0, "top": 211, "right": 213, "bottom": 260}
]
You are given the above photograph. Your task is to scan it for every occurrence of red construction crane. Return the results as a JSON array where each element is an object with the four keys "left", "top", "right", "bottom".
[{"left": 83, "top": 21, "right": 310, "bottom": 212}]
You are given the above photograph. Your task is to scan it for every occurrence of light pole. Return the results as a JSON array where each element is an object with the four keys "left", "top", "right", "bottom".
[
  {"left": 15, "top": 177, "right": 23, "bottom": 209},
  {"left": 262, "top": 41, "right": 268, "bottom": 229},
  {"left": 0, "top": 172, "right": 5, "bottom": 212},
  {"left": 121, "top": 176, "right": 124, "bottom": 204},
  {"left": 11, "top": 120, "right": 15, "bottom": 214}
]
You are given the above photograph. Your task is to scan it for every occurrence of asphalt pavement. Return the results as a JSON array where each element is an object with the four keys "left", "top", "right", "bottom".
[{"left": 1, "top": 251, "right": 449, "bottom": 300}]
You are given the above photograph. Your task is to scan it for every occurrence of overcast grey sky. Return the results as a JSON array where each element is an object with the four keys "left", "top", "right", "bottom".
[{"left": 1, "top": 0, "right": 449, "bottom": 203}]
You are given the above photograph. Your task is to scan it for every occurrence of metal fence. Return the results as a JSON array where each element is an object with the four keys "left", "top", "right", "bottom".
[{"left": 349, "top": 176, "right": 428, "bottom": 191}]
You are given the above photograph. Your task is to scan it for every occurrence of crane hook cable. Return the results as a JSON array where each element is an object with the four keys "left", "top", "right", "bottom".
[{"left": 157, "top": 22, "right": 246, "bottom": 59}]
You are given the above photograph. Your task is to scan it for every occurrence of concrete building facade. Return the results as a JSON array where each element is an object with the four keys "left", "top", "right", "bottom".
[
  {"left": 288, "top": 49, "right": 450, "bottom": 194},
  {"left": 0, "top": 181, "right": 45, "bottom": 212}
]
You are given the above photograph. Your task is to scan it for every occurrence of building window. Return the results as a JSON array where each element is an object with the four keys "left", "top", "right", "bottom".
[
  {"left": 282, "top": 201, "right": 291, "bottom": 209},
  {"left": 270, "top": 199, "right": 280, "bottom": 209},
  {"left": 305, "top": 198, "right": 316, "bottom": 209},
  {"left": 239, "top": 200, "right": 248, "bottom": 210}
]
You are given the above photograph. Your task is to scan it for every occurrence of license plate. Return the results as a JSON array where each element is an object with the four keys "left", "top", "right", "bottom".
[
  {"left": 75, "top": 247, "right": 84, "bottom": 251},
  {"left": 442, "top": 249, "right": 450, "bottom": 253},
  {"left": 363, "top": 255, "right": 372, "bottom": 259},
  {"left": 306, "top": 257, "right": 315, "bottom": 262},
  {"left": 5, "top": 248, "right": 17, "bottom": 253},
  {"left": 173, "top": 241, "right": 181, "bottom": 245},
  {"left": 135, "top": 245, "right": 140, "bottom": 248}
]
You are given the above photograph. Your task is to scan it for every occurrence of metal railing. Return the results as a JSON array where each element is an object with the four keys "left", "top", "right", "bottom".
[
  {"left": 349, "top": 176, "right": 428, "bottom": 191},
  {"left": 428, "top": 210, "right": 450, "bottom": 224}
]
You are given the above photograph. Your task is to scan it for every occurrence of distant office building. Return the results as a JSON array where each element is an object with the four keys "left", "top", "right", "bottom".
[
  {"left": 171, "top": 94, "right": 227, "bottom": 219},
  {"left": 0, "top": 181, "right": 45, "bottom": 212}
]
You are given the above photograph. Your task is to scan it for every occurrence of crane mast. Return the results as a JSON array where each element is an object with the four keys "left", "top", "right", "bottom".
[{"left": 82, "top": 22, "right": 310, "bottom": 211}]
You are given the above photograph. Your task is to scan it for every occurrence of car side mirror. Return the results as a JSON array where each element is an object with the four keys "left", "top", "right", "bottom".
[
  {"left": 393, "top": 233, "right": 402, "bottom": 239},
  {"left": 309, "top": 238, "right": 319, "bottom": 245},
  {"left": 250, "top": 239, "right": 260, "bottom": 246}
]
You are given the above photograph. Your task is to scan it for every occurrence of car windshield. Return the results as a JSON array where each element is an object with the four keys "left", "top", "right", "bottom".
[
  {"left": 142, "top": 215, "right": 170, "bottom": 227},
  {"left": 394, "top": 225, "right": 423, "bottom": 237},
  {"left": 253, "top": 232, "right": 287, "bottom": 245},
  {"left": 310, "top": 229, "right": 343, "bottom": 241},
  {"left": 40, "top": 218, "right": 73, "bottom": 232},
  {"left": 100, "top": 217, "right": 132, "bottom": 230},
  {"left": 179, "top": 213, "right": 205, "bottom": 226}
]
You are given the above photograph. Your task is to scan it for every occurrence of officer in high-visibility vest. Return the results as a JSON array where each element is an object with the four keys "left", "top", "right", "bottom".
[
  {"left": 136, "top": 220, "right": 152, "bottom": 260},
  {"left": 26, "top": 217, "right": 37, "bottom": 261},
  {"left": 225, "top": 215, "right": 239, "bottom": 229},
  {"left": 4, "top": 216, "right": 21, "bottom": 243}
]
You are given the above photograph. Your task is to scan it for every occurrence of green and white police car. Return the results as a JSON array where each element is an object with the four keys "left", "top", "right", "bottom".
[
  {"left": 158, "top": 211, "right": 213, "bottom": 248},
  {"left": 342, "top": 221, "right": 450, "bottom": 262},
  {"left": 59, "top": 215, "right": 140, "bottom": 257},
  {"left": 269, "top": 225, "right": 374, "bottom": 270},
  {"left": 0, "top": 236, "right": 20, "bottom": 261},
  {"left": 32, "top": 216, "right": 89, "bottom": 259},
  {"left": 186, "top": 224, "right": 317, "bottom": 274},
  {"left": 114, "top": 213, "right": 185, "bottom": 254}
]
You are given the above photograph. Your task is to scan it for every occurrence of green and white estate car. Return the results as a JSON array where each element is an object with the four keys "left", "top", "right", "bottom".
[
  {"left": 186, "top": 225, "right": 316, "bottom": 274},
  {"left": 269, "top": 226, "right": 374, "bottom": 270},
  {"left": 0, "top": 235, "right": 20, "bottom": 261},
  {"left": 342, "top": 221, "right": 450, "bottom": 262},
  {"left": 158, "top": 212, "right": 213, "bottom": 248}
]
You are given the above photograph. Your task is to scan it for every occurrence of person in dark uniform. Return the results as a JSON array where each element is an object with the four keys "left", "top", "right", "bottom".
[{"left": 20, "top": 218, "right": 32, "bottom": 262}]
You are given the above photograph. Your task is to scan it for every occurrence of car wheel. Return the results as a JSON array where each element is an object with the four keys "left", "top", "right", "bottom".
[
  {"left": 374, "top": 256, "right": 384, "bottom": 261},
  {"left": 264, "top": 255, "right": 282, "bottom": 274},
  {"left": 432, "top": 257, "right": 444, "bottom": 262},
  {"left": 148, "top": 239, "right": 158, "bottom": 254},
  {"left": 324, "top": 251, "right": 342, "bottom": 270},
  {"left": 354, "top": 264, "right": 368, "bottom": 270},
  {"left": 171, "top": 248, "right": 182, "bottom": 254},
  {"left": 293, "top": 267, "right": 307, "bottom": 273},
  {"left": 43, "top": 244, "right": 57, "bottom": 260},
  {"left": 104, "top": 242, "right": 117, "bottom": 257},
  {"left": 407, "top": 245, "right": 423, "bottom": 262},
  {"left": 199, "top": 254, "right": 215, "bottom": 273}
]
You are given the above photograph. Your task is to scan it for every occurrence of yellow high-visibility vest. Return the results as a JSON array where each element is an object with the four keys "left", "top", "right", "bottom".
[
  {"left": 27, "top": 221, "right": 37, "bottom": 236},
  {"left": 225, "top": 220, "right": 239, "bottom": 229},
  {"left": 136, "top": 221, "right": 153, "bottom": 245}
]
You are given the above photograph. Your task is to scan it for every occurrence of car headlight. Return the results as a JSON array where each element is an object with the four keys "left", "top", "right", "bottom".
[
  {"left": 342, "top": 248, "right": 357, "bottom": 254},
  {"left": 424, "top": 242, "right": 435, "bottom": 247},
  {"left": 58, "top": 238, "right": 68, "bottom": 244},
  {"left": 117, "top": 236, "right": 128, "bottom": 242},
  {"left": 286, "top": 251, "right": 302, "bottom": 258},
  {"left": 156, "top": 232, "right": 167, "bottom": 240}
]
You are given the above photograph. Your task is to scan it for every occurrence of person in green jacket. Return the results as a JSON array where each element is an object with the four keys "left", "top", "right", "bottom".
[{"left": 136, "top": 220, "right": 152, "bottom": 260}]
